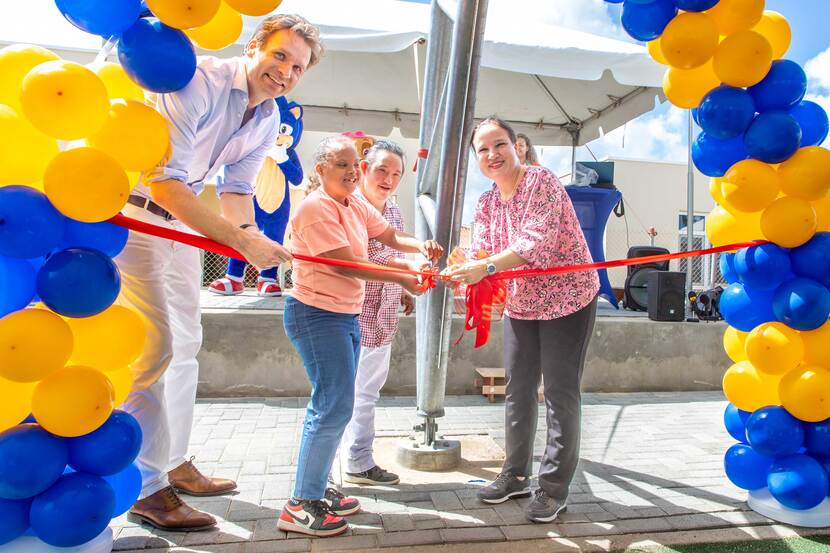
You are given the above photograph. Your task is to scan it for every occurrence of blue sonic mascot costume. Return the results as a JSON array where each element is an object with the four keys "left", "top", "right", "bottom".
[{"left": 208, "top": 97, "right": 304, "bottom": 296}]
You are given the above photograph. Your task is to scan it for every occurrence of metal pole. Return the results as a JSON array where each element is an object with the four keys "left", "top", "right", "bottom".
[
  {"left": 685, "top": 110, "right": 695, "bottom": 318},
  {"left": 416, "top": 0, "right": 489, "bottom": 441}
]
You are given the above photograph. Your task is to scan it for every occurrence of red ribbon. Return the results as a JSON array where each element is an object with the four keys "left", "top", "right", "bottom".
[{"left": 109, "top": 213, "right": 766, "bottom": 348}]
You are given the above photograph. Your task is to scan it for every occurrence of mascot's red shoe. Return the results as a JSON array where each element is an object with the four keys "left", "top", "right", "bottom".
[
  {"left": 208, "top": 276, "right": 244, "bottom": 295},
  {"left": 257, "top": 279, "right": 282, "bottom": 297}
]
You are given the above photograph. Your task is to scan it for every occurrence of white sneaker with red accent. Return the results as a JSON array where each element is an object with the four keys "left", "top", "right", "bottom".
[
  {"left": 277, "top": 498, "right": 348, "bottom": 537},
  {"left": 208, "top": 276, "right": 244, "bottom": 295},
  {"left": 257, "top": 278, "right": 282, "bottom": 297}
]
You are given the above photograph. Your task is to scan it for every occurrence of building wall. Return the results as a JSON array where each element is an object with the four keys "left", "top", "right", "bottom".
[{"left": 600, "top": 158, "right": 717, "bottom": 289}]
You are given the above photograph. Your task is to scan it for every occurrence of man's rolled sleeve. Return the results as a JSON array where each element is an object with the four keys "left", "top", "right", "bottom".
[
  {"left": 219, "top": 122, "right": 278, "bottom": 196},
  {"left": 146, "top": 69, "right": 210, "bottom": 185}
]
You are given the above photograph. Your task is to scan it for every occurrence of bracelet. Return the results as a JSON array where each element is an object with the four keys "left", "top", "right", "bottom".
[{"left": 239, "top": 223, "right": 257, "bottom": 230}]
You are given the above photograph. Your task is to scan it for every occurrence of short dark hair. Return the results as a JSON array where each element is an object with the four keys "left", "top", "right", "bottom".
[
  {"left": 365, "top": 139, "right": 406, "bottom": 168},
  {"left": 470, "top": 116, "right": 517, "bottom": 150}
]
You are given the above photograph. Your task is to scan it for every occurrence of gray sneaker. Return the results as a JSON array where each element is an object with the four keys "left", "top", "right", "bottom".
[
  {"left": 477, "top": 472, "right": 531, "bottom": 504},
  {"left": 525, "top": 489, "right": 567, "bottom": 523}
]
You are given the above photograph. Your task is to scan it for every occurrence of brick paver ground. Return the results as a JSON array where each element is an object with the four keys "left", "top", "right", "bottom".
[{"left": 110, "top": 391, "right": 829, "bottom": 552}]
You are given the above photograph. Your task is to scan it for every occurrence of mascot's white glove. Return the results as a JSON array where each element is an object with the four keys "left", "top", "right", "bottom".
[{"left": 267, "top": 144, "right": 289, "bottom": 165}]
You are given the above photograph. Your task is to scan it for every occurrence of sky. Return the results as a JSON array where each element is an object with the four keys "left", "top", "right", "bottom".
[{"left": 411, "top": 0, "right": 830, "bottom": 221}]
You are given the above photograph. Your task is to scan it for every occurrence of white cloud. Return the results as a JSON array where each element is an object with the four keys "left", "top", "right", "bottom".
[
  {"left": 484, "top": 0, "right": 629, "bottom": 41},
  {"left": 805, "top": 46, "right": 830, "bottom": 148}
]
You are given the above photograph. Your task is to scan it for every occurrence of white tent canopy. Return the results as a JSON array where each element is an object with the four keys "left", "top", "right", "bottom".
[{"left": 1, "top": 0, "right": 665, "bottom": 146}]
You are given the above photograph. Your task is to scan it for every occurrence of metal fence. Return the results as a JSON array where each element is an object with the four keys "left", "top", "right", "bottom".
[{"left": 200, "top": 252, "right": 293, "bottom": 289}]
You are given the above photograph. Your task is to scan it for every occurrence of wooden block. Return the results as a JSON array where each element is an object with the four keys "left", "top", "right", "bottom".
[{"left": 475, "top": 367, "right": 505, "bottom": 379}]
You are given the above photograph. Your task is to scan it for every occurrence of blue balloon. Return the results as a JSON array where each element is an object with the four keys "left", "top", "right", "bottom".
[
  {"left": 692, "top": 132, "right": 749, "bottom": 177},
  {"left": 719, "top": 252, "right": 738, "bottom": 284},
  {"left": 724, "top": 443, "right": 772, "bottom": 490},
  {"left": 805, "top": 419, "right": 830, "bottom": 458},
  {"left": 36, "top": 248, "right": 121, "bottom": 318},
  {"left": 746, "top": 406, "right": 805, "bottom": 457},
  {"left": 60, "top": 219, "right": 129, "bottom": 259},
  {"left": 768, "top": 454, "right": 830, "bottom": 510},
  {"left": 621, "top": 0, "right": 678, "bottom": 41},
  {"left": 790, "top": 101, "right": 830, "bottom": 148},
  {"left": 724, "top": 403, "right": 750, "bottom": 443},
  {"left": 0, "top": 425, "right": 68, "bottom": 500},
  {"left": 773, "top": 277, "right": 830, "bottom": 331},
  {"left": 103, "top": 463, "right": 142, "bottom": 517},
  {"left": 0, "top": 186, "right": 65, "bottom": 259},
  {"left": 744, "top": 111, "right": 802, "bottom": 164},
  {"left": 29, "top": 473, "right": 115, "bottom": 548},
  {"left": 719, "top": 282, "right": 776, "bottom": 332},
  {"left": 118, "top": 18, "right": 196, "bottom": 93},
  {"left": 55, "top": 0, "right": 141, "bottom": 38},
  {"left": 605, "top": 0, "right": 625, "bottom": 3},
  {"left": 691, "top": 107, "right": 701, "bottom": 126},
  {"left": 698, "top": 86, "right": 756, "bottom": 140},
  {"left": 0, "top": 497, "right": 31, "bottom": 546},
  {"left": 734, "top": 243, "right": 792, "bottom": 291},
  {"left": 673, "top": 0, "right": 719, "bottom": 10},
  {"left": 0, "top": 255, "right": 36, "bottom": 318},
  {"left": 748, "top": 60, "right": 808, "bottom": 113},
  {"left": 791, "top": 233, "right": 830, "bottom": 287},
  {"left": 68, "top": 411, "right": 142, "bottom": 476}
]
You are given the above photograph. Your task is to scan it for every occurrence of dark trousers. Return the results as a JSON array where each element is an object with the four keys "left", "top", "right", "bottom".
[{"left": 501, "top": 297, "right": 597, "bottom": 500}]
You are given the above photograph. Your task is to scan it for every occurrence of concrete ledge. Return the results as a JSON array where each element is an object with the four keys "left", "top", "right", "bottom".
[{"left": 197, "top": 310, "right": 730, "bottom": 397}]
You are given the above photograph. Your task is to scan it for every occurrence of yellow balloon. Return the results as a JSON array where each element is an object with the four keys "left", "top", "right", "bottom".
[
  {"left": 106, "top": 366, "right": 135, "bottom": 408},
  {"left": 746, "top": 322, "right": 805, "bottom": 375},
  {"left": 0, "top": 104, "right": 59, "bottom": 186},
  {"left": 723, "top": 326, "right": 748, "bottom": 363},
  {"left": 814, "top": 194, "right": 830, "bottom": 233},
  {"left": 660, "top": 12, "right": 719, "bottom": 70},
  {"left": 0, "top": 44, "right": 60, "bottom": 113},
  {"left": 713, "top": 31, "right": 773, "bottom": 88},
  {"left": 663, "top": 60, "right": 721, "bottom": 109},
  {"left": 720, "top": 159, "right": 780, "bottom": 213},
  {"left": 802, "top": 321, "right": 830, "bottom": 367},
  {"left": 778, "top": 147, "right": 830, "bottom": 202},
  {"left": 0, "top": 377, "right": 36, "bottom": 432},
  {"left": 779, "top": 365, "right": 830, "bottom": 423},
  {"left": 67, "top": 305, "right": 146, "bottom": 372},
  {"left": 723, "top": 360, "right": 781, "bottom": 412},
  {"left": 706, "top": 206, "right": 762, "bottom": 246},
  {"left": 706, "top": 0, "right": 764, "bottom": 36},
  {"left": 31, "top": 366, "right": 114, "bottom": 437},
  {"left": 43, "top": 147, "right": 129, "bottom": 223},
  {"left": 225, "top": 0, "right": 281, "bottom": 16},
  {"left": 127, "top": 171, "right": 142, "bottom": 191},
  {"left": 90, "top": 61, "right": 145, "bottom": 102},
  {"left": 648, "top": 38, "right": 668, "bottom": 65},
  {"left": 20, "top": 60, "right": 109, "bottom": 140},
  {"left": 186, "top": 1, "right": 244, "bottom": 50},
  {"left": 87, "top": 100, "right": 170, "bottom": 172},
  {"left": 709, "top": 177, "right": 725, "bottom": 205},
  {"left": 0, "top": 309, "right": 73, "bottom": 383},
  {"left": 751, "top": 11, "right": 791, "bottom": 59},
  {"left": 760, "top": 196, "right": 817, "bottom": 248},
  {"left": 145, "top": 0, "right": 220, "bottom": 29}
]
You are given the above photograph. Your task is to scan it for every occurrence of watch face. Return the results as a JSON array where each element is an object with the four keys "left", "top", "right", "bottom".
[{"left": 486, "top": 263, "right": 496, "bottom": 274}]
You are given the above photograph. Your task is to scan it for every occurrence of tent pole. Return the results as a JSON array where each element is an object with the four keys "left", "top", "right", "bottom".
[
  {"left": 685, "top": 109, "right": 695, "bottom": 318},
  {"left": 416, "top": 0, "right": 489, "bottom": 445}
]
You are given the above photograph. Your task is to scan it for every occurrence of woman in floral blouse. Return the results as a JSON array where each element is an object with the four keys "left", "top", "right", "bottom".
[{"left": 444, "top": 117, "right": 599, "bottom": 524}]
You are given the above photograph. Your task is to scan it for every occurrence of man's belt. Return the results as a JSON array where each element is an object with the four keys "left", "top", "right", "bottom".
[{"left": 127, "top": 195, "right": 176, "bottom": 221}]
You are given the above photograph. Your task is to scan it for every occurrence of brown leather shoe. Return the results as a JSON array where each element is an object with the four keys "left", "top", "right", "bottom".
[
  {"left": 127, "top": 486, "right": 216, "bottom": 531},
  {"left": 168, "top": 457, "right": 237, "bottom": 497}
]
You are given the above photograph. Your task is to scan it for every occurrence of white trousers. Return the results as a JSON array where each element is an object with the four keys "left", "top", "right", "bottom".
[
  {"left": 115, "top": 204, "right": 203, "bottom": 499},
  {"left": 341, "top": 343, "right": 392, "bottom": 473}
]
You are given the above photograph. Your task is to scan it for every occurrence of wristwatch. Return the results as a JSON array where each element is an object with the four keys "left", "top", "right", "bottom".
[{"left": 484, "top": 259, "right": 497, "bottom": 275}]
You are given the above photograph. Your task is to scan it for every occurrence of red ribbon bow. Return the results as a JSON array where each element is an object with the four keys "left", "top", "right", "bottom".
[{"left": 459, "top": 277, "right": 506, "bottom": 349}]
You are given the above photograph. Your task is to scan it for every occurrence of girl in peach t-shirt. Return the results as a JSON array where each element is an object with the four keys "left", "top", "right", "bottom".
[{"left": 279, "top": 136, "right": 442, "bottom": 537}]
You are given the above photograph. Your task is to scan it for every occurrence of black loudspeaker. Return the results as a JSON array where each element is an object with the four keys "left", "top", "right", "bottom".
[
  {"left": 647, "top": 271, "right": 686, "bottom": 322},
  {"left": 623, "top": 246, "right": 670, "bottom": 311}
]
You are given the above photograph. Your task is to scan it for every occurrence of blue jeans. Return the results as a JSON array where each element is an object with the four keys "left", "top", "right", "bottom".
[{"left": 283, "top": 296, "right": 361, "bottom": 500}]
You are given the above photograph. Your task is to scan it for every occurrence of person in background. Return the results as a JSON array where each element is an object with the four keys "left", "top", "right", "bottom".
[
  {"left": 443, "top": 116, "right": 598, "bottom": 524},
  {"left": 341, "top": 140, "right": 419, "bottom": 487},
  {"left": 279, "top": 136, "right": 442, "bottom": 537},
  {"left": 516, "top": 132, "right": 540, "bottom": 166}
]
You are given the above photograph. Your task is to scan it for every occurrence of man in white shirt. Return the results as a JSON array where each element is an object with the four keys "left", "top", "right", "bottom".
[{"left": 119, "top": 15, "right": 322, "bottom": 531}]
